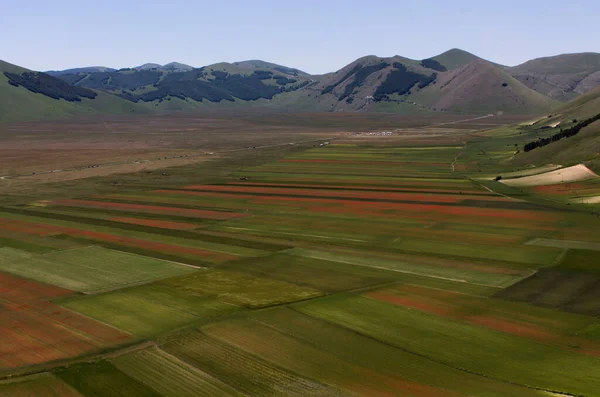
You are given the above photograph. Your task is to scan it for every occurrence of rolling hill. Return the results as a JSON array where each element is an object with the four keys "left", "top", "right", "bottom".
[
  {"left": 46, "top": 66, "right": 116, "bottom": 76},
  {"left": 0, "top": 60, "right": 146, "bottom": 122},
  {"left": 508, "top": 53, "right": 600, "bottom": 101}
]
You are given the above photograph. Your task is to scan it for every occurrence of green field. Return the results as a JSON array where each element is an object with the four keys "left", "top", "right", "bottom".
[
  {"left": 160, "top": 268, "right": 324, "bottom": 308},
  {"left": 54, "top": 361, "right": 162, "bottom": 397},
  {"left": 111, "top": 347, "right": 242, "bottom": 397},
  {"left": 295, "top": 294, "right": 600, "bottom": 396},
  {"left": 0, "top": 246, "right": 197, "bottom": 292},
  {"left": 61, "top": 284, "right": 240, "bottom": 337},
  {"left": 162, "top": 331, "right": 350, "bottom": 397},
  {"left": 0, "top": 374, "right": 83, "bottom": 397}
]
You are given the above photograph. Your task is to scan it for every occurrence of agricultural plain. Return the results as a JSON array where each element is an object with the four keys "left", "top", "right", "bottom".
[{"left": 0, "top": 113, "right": 599, "bottom": 396}]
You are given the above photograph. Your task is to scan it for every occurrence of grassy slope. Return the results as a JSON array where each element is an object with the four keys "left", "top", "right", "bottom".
[
  {"left": 0, "top": 60, "right": 150, "bottom": 122},
  {"left": 513, "top": 87, "right": 600, "bottom": 170}
]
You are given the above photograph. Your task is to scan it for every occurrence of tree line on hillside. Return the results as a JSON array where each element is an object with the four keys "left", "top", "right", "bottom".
[
  {"left": 138, "top": 73, "right": 282, "bottom": 102},
  {"left": 51, "top": 66, "right": 305, "bottom": 103},
  {"left": 374, "top": 63, "right": 436, "bottom": 101},
  {"left": 4, "top": 72, "right": 97, "bottom": 101},
  {"left": 524, "top": 113, "right": 600, "bottom": 152},
  {"left": 340, "top": 62, "right": 389, "bottom": 101},
  {"left": 321, "top": 64, "right": 365, "bottom": 95},
  {"left": 420, "top": 59, "right": 447, "bottom": 72}
]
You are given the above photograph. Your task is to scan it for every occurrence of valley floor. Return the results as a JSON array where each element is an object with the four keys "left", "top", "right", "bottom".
[{"left": 0, "top": 113, "right": 598, "bottom": 397}]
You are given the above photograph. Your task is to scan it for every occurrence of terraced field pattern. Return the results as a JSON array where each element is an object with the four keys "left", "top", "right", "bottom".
[{"left": 1, "top": 133, "right": 599, "bottom": 396}]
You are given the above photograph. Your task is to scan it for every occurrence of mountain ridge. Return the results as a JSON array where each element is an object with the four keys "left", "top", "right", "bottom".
[{"left": 3, "top": 49, "right": 600, "bottom": 122}]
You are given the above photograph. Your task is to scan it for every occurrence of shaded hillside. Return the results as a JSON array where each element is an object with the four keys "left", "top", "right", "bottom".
[
  {"left": 0, "top": 60, "right": 146, "bottom": 122},
  {"left": 56, "top": 62, "right": 314, "bottom": 107},
  {"left": 509, "top": 53, "right": 600, "bottom": 101},
  {"left": 4, "top": 71, "right": 97, "bottom": 101},
  {"left": 296, "top": 55, "right": 438, "bottom": 112}
]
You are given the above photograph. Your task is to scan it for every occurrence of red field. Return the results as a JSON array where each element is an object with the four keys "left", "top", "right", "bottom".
[
  {"left": 0, "top": 218, "right": 236, "bottom": 262},
  {"left": 365, "top": 285, "right": 600, "bottom": 358},
  {"left": 0, "top": 272, "right": 131, "bottom": 371},
  {"left": 307, "top": 201, "right": 549, "bottom": 221},
  {"left": 53, "top": 199, "right": 246, "bottom": 220},
  {"left": 279, "top": 159, "right": 450, "bottom": 167},
  {"left": 108, "top": 217, "right": 200, "bottom": 230},
  {"left": 228, "top": 181, "right": 489, "bottom": 195},
  {"left": 182, "top": 185, "right": 467, "bottom": 203},
  {"left": 534, "top": 184, "right": 585, "bottom": 194}
]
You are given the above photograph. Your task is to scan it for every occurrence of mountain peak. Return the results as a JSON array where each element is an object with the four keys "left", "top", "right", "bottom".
[
  {"left": 135, "top": 63, "right": 162, "bottom": 70},
  {"left": 162, "top": 62, "right": 194, "bottom": 71},
  {"left": 429, "top": 49, "right": 481, "bottom": 71},
  {"left": 232, "top": 60, "right": 308, "bottom": 76}
]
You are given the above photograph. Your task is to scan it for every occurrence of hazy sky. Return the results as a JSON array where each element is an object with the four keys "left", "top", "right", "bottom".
[{"left": 1, "top": 0, "right": 598, "bottom": 74}]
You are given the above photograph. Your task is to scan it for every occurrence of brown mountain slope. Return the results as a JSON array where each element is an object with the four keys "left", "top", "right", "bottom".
[
  {"left": 281, "top": 57, "right": 558, "bottom": 114},
  {"left": 509, "top": 53, "right": 600, "bottom": 101},
  {"left": 411, "top": 60, "right": 557, "bottom": 114}
]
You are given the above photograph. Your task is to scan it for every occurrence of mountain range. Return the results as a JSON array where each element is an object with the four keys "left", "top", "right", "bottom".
[{"left": 2, "top": 49, "right": 600, "bottom": 122}]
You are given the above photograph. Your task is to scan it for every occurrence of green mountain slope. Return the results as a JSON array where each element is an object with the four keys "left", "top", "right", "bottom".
[
  {"left": 0, "top": 60, "right": 147, "bottom": 122},
  {"left": 56, "top": 61, "right": 314, "bottom": 111},
  {"left": 513, "top": 87, "right": 600, "bottom": 169}
]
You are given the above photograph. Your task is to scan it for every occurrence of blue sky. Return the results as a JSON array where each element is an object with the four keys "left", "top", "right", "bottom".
[{"left": 1, "top": 0, "right": 598, "bottom": 74}]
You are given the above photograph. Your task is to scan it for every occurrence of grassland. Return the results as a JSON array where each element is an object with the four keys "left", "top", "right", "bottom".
[{"left": 1, "top": 113, "right": 599, "bottom": 396}]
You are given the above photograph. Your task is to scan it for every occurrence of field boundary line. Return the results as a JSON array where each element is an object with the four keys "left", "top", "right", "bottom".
[
  {"left": 57, "top": 305, "right": 135, "bottom": 336},
  {"left": 284, "top": 249, "right": 508, "bottom": 288},
  {"left": 451, "top": 141, "right": 467, "bottom": 172},
  {"left": 551, "top": 249, "right": 569, "bottom": 266}
]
